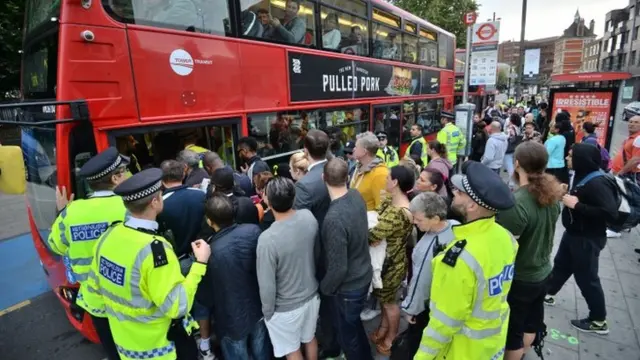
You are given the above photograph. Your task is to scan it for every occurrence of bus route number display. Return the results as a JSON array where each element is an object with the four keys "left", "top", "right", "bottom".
[{"left": 288, "top": 51, "right": 440, "bottom": 102}]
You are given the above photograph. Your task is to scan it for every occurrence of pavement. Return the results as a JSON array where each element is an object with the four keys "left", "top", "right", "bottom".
[{"left": 1, "top": 116, "right": 639, "bottom": 359}]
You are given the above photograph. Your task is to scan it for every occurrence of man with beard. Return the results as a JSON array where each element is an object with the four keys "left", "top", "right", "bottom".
[{"left": 415, "top": 161, "right": 517, "bottom": 360}]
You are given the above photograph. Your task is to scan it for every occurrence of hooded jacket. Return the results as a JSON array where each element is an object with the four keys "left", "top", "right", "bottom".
[
  {"left": 562, "top": 144, "right": 618, "bottom": 243},
  {"left": 481, "top": 132, "right": 508, "bottom": 169}
]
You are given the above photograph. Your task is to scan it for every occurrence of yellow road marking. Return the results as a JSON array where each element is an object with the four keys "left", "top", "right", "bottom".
[{"left": 0, "top": 300, "right": 31, "bottom": 317}]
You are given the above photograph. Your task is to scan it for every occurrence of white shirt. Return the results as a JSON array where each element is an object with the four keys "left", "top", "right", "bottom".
[
  {"left": 307, "top": 159, "right": 328, "bottom": 172},
  {"left": 323, "top": 29, "right": 342, "bottom": 50},
  {"left": 125, "top": 217, "right": 159, "bottom": 231}
]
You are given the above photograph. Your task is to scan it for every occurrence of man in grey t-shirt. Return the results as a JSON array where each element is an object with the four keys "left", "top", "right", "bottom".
[
  {"left": 264, "top": 0, "right": 307, "bottom": 44},
  {"left": 257, "top": 177, "right": 320, "bottom": 359}
]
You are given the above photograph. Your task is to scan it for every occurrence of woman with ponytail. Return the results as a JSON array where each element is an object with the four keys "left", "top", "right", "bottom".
[
  {"left": 368, "top": 165, "right": 414, "bottom": 356},
  {"left": 496, "top": 141, "right": 564, "bottom": 360}
]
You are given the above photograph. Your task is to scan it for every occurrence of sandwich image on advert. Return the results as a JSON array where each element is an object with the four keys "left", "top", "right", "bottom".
[{"left": 385, "top": 67, "right": 413, "bottom": 96}]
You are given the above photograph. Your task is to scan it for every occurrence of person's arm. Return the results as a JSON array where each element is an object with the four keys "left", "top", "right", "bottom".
[
  {"left": 495, "top": 202, "right": 527, "bottom": 238},
  {"left": 401, "top": 240, "right": 433, "bottom": 316},
  {"left": 256, "top": 237, "right": 277, "bottom": 320},
  {"left": 437, "top": 129, "right": 447, "bottom": 145},
  {"left": 145, "top": 241, "right": 207, "bottom": 319},
  {"left": 369, "top": 207, "right": 397, "bottom": 244},
  {"left": 276, "top": 17, "right": 306, "bottom": 43},
  {"left": 320, "top": 222, "right": 348, "bottom": 295},
  {"left": 572, "top": 179, "right": 619, "bottom": 220},
  {"left": 293, "top": 181, "right": 312, "bottom": 210},
  {"left": 481, "top": 139, "right": 495, "bottom": 166},
  {"left": 415, "top": 256, "right": 475, "bottom": 360},
  {"left": 163, "top": 0, "right": 199, "bottom": 27},
  {"left": 46, "top": 209, "right": 69, "bottom": 256},
  {"left": 326, "top": 30, "right": 341, "bottom": 49}
]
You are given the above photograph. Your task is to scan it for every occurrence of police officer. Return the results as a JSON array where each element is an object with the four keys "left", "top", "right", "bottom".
[
  {"left": 47, "top": 147, "right": 129, "bottom": 359},
  {"left": 405, "top": 124, "right": 428, "bottom": 168},
  {"left": 84, "top": 168, "right": 211, "bottom": 360},
  {"left": 416, "top": 161, "right": 517, "bottom": 360},
  {"left": 437, "top": 111, "right": 466, "bottom": 167},
  {"left": 375, "top": 131, "right": 399, "bottom": 168}
]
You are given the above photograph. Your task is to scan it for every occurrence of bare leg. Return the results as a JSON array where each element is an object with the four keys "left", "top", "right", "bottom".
[
  {"left": 505, "top": 349, "right": 524, "bottom": 360},
  {"left": 198, "top": 320, "right": 211, "bottom": 351},
  {"left": 303, "top": 337, "right": 318, "bottom": 360},
  {"left": 373, "top": 307, "right": 389, "bottom": 341},
  {"left": 382, "top": 303, "right": 400, "bottom": 348},
  {"left": 523, "top": 332, "right": 537, "bottom": 352},
  {"left": 286, "top": 349, "right": 304, "bottom": 360}
]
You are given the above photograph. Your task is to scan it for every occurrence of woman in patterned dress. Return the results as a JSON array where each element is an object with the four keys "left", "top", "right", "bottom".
[{"left": 369, "top": 165, "right": 415, "bottom": 356}]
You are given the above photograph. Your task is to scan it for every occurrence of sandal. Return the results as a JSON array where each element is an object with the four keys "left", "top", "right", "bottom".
[
  {"left": 376, "top": 341, "right": 392, "bottom": 356},
  {"left": 369, "top": 328, "right": 387, "bottom": 344}
]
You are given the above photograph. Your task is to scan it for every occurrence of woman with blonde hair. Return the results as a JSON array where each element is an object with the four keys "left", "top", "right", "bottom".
[{"left": 289, "top": 151, "right": 309, "bottom": 181}]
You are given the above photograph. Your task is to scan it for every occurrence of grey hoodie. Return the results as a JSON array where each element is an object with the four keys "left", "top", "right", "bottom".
[{"left": 481, "top": 132, "right": 508, "bottom": 169}]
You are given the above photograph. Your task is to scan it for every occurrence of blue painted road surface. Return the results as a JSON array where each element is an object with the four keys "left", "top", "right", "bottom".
[{"left": 0, "top": 233, "right": 50, "bottom": 311}]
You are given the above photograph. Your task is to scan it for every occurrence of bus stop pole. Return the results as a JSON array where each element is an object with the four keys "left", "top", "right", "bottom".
[{"left": 463, "top": 25, "right": 472, "bottom": 103}]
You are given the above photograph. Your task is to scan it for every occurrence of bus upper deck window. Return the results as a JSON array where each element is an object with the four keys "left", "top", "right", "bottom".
[
  {"left": 103, "top": 0, "right": 231, "bottom": 35},
  {"left": 244, "top": 0, "right": 316, "bottom": 46}
]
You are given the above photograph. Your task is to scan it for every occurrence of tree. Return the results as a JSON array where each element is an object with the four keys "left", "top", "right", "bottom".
[
  {"left": 0, "top": 1, "right": 24, "bottom": 99},
  {"left": 496, "top": 66, "right": 509, "bottom": 91},
  {"left": 393, "top": 0, "right": 480, "bottom": 47}
]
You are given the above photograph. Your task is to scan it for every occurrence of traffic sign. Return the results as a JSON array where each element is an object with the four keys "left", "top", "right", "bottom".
[
  {"left": 471, "top": 21, "right": 500, "bottom": 48},
  {"left": 464, "top": 12, "right": 477, "bottom": 26}
]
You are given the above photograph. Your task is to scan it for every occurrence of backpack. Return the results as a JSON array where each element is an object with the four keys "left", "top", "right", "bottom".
[
  {"left": 583, "top": 137, "right": 611, "bottom": 171},
  {"left": 575, "top": 171, "right": 640, "bottom": 232}
]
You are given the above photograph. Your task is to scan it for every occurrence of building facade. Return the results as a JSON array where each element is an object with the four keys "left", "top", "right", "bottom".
[
  {"left": 552, "top": 10, "right": 597, "bottom": 75},
  {"left": 581, "top": 39, "right": 602, "bottom": 72},
  {"left": 497, "top": 37, "right": 557, "bottom": 86}
]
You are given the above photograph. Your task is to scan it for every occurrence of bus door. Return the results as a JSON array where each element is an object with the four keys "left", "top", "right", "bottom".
[
  {"left": 107, "top": 119, "right": 242, "bottom": 173},
  {"left": 372, "top": 104, "right": 401, "bottom": 150}
]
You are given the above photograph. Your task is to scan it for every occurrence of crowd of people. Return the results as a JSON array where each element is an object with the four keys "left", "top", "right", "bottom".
[{"left": 45, "top": 101, "right": 640, "bottom": 360}]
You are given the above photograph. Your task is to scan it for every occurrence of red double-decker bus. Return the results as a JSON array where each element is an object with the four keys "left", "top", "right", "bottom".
[{"left": 0, "top": 0, "right": 455, "bottom": 341}]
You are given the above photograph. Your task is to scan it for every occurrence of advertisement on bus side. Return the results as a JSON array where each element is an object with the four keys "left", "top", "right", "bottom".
[
  {"left": 288, "top": 51, "right": 440, "bottom": 102},
  {"left": 549, "top": 88, "right": 618, "bottom": 149}
]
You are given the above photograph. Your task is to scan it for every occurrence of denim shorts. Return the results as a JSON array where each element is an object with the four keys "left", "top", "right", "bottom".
[{"left": 191, "top": 300, "right": 211, "bottom": 321}]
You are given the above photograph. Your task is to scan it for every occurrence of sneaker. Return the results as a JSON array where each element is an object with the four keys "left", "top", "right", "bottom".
[
  {"left": 360, "top": 308, "right": 382, "bottom": 321},
  {"left": 606, "top": 229, "right": 622, "bottom": 238},
  {"left": 570, "top": 318, "right": 609, "bottom": 335},
  {"left": 543, "top": 295, "right": 555, "bottom": 306},
  {"left": 199, "top": 349, "right": 216, "bottom": 360}
]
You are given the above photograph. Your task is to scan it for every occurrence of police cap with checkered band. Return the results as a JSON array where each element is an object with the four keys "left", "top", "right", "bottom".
[
  {"left": 114, "top": 168, "right": 163, "bottom": 202},
  {"left": 450, "top": 161, "right": 514, "bottom": 212},
  {"left": 78, "top": 147, "right": 130, "bottom": 181}
]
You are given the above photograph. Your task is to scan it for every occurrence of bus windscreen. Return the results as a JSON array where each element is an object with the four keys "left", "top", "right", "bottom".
[{"left": 25, "top": 0, "right": 60, "bottom": 35}]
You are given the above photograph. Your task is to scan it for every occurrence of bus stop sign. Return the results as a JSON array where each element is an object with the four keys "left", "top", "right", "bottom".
[{"left": 464, "top": 12, "right": 477, "bottom": 26}]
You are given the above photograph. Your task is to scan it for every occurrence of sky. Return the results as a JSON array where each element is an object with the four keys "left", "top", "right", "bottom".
[{"left": 477, "top": 0, "right": 630, "bottom": 41}]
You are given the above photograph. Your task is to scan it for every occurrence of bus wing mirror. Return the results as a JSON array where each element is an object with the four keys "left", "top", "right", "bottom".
[{"left": 0, "top": 145, "right": 26, "bottom": 195}]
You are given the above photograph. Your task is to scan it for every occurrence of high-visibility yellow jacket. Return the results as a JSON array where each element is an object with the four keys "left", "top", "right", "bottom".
[
  {"left": 85, "top": 219, "right": 205, "bottom": 360},
  {"left": 47, "top": 192, "right": 127, "bottom": 318},
  {"left": 416, "top": 217, "right": 518, "bottom": 360},
  {"left": 376, "top": 146, "right": 400, "bottom": 168},
  {"left": 185, "top": 144, "right": 209, "bottom": 168},
  {"left": 404, "top": 137, "right": 428, "bottom": 167},
  {"left": 437, "top": 123, "right": 466, "bottom": 166}
]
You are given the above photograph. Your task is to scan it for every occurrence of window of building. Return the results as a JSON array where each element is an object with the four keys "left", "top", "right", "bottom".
[
  {"left": 250, "top": 106, "right": 368, "bottom": 158},
  {"left": 606, "top": 20, "right": 612, "bottom": 32},
  {"left": 102, "top": 0, "right": 231, "bottom": 35},
  {"left": 320, "top": 6, "right": 368, "bottom": 55},
  {"left": 632, "top": 51, "right": 637, "bottom": 66},
  {"left": 631, "top": 7, "right": 636, "bottom": 21},
  {"left": 635, "top": 26, "right": 639, "bottom": 40},
  {"left": 245, "top": 0, "right": 317, "bottom": 46},
  {"left": 372, "top": 23, "right": 402, "bottom": 61},
  {"left": 419, "top": 28, "right": 438, "bottom": 67}
]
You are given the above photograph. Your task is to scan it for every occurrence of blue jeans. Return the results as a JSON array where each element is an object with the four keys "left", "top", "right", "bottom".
[
  {"left": 220, "top": 320, "right": 271, "bottom": 360},
  {"left": 330, "top": 285, "right": 373, "bottom": 360}
]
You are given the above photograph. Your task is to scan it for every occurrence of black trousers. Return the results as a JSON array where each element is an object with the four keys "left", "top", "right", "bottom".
[
  {"left": 317, "top": 294, "right": 341, "bottom": 354},
  {"left": 390, "top": 309, "right": 430, "bottom": 360},
  {"left": 547, "top": 232, "right": 607, "bottom": 321},
  {"left": 91, "top": 314, "right": 120, "bottom": 360}
]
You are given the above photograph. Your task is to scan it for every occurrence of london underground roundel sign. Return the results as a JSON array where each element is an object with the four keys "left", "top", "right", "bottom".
[{"left": 476, "top": 23, "right": 497, "bottom": 41}]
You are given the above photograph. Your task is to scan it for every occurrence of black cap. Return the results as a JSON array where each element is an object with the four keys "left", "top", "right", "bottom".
[
  {"left": 114, "top": 168, "right": 163, "bottom": 202},
  {"left": 450, "top": 161, "right": 514, "bottom": 212},
  {"left": 78, "top": 147, "right": 130, "bottom": 181},
  {"left": 344, "top": 141, "right": 355, "bottom": 154},
  {"left": 376, "top": 131, "right": 388, "bottom": 139},
  {"left": 441, "top": 111, "right": 455, "bottom": 120}
]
